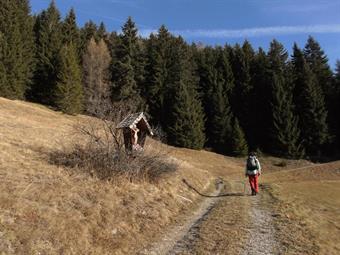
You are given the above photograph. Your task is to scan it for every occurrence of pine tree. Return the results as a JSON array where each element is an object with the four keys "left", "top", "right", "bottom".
[
  {"left": 196, "top": 46, "right": 234, "bottom": 153},
  {"left": 229, "top": 41, "right": 254, "bottom": 147},
  {"left": 268, "top": 40, "right": 303, "bottom": 158},
  {"left": 335, "top": 60, "right": 340, "bottom": 150},
  {"left": 30, "top": 0, "right": 62, "bottom": 104},
  {"left": 55, "top": 43, "right": 83, "bottom": 114},
  {"left": 251, "top": 48, "right": 271, "bottom": 150},
  {"left": 144, "top": 25, "right": 172, "bottom": 126},
  {"left": 97, "top": 22, "right": 107, "bottom": 41},
  {"left": 292, "top": 44, "right": 329, "bottom": 155},
  {"left": 230, "top": 117, "right": 248, "bottom": 156},
  {"left": 0, "top": 0, "right": 35, "bottom": 99},
  {"left": 167, "top": 37, "right": 205, "bottom": 149},
  {"left": 112, "top": 17, "right": 145, "bottom": 111},
  {"left": 304, "top": 36, "right": 335, "bottom": 148},
  {"left": 62, "top": 8, "right": 80, "bottom": 48}
]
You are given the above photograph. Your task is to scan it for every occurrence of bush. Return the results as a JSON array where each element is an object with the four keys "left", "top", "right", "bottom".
[{"left": 50, "top": 101, "right": 177, "bottom": 183}]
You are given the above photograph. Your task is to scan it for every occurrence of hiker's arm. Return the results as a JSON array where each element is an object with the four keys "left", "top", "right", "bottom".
[{"left": 256, "top": 159, "right": 261, "bottom": 175}]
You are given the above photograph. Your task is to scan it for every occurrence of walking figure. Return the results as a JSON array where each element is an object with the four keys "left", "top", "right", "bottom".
[{"left": 245, "top": 152, "right": 261, "bottom": 196}]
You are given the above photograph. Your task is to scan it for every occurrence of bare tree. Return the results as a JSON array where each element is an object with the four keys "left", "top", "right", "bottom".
[{"left": 82, "top": 38, "right": 112, "bottom": 115}]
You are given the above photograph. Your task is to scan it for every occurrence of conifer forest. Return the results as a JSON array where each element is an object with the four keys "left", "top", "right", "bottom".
[{"left": 1, "top": 0, "right": 340, "bottom": 159}]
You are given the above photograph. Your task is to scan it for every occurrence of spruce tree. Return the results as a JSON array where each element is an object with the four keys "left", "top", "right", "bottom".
[
  {"left": 304, "top": 36, "right": 335, "bottom": 147},
  {"left": 230, "top": 117, "right": 248, "bottom": 156},
  {"left": 62, "top": 8, "right": 80, "bottom": 47},
  {"left": 268, "top": 40, "right": 303, "bottom": 158},
  {"left": 30, "top": 0, "right": 62, "bottom": 105},
  {"left": 335, "top": 60, "right": 340, "bottom": 150},
  {"left": 167, "top": 37, "right": 205, "bottom": 149},
  {"left": 55, "top": 43, "right": 83, "bottom": 115},
  {"left": 229, "top": 41, "right": 254, "bottom": 147},
  {"left": 0, "top": 0, "right": 35, "bottom": 99},
  {"left": 112, "top": 17, "right": 145, "bottom": 111},
  {"left": 196, "top": 46, "right": 234, "bottom": 153},
  {"left": 251, "top": 48, "right": 271, "bottom": 150},
  {"left": 292, "top": 44, "right": 329, "bottom": 155},
  {"left": 144, "top": 25, "right": 172, "bottom": 126}
]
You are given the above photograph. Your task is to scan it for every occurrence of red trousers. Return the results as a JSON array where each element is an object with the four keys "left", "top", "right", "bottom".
[{"left": 248, "top": 174, "right": 259, "bottom": 193}]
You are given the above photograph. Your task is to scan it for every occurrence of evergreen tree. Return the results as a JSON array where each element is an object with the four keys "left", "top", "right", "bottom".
[
  {"left": 196, "top": 46, "right": 234, "bottom": 153},
  {"left": 304, "top": 36, "right": 335, "bottom": 147},
  {"left": 335, "top": 60, "right": 340, "bottom": 150},
  {"left": 293, "top": 44, "right": 330, "bottom": 155},
  {"left": 30, "top": 0, "right": 62, "bottom": 104},
  {"left": 144, "top": 25, "right": 172, "bottom": 126},
  {"left": 251, "top": 48, "right": 271, "bottom": 150},
  {"left": 268, "top": 40, "right": 303, "bottom": 158},
  {"left": 0, "top": 0, "right": 35, "bottom": 99},
  {"left": 55, "top": 43, "right": 83, "bottom": 114},
  {"left": 97, "top": 22, "right": 108, "bottom": 41},
  {"left": 229, "top": 41, "right": 254, "bottom": 147},
  {"left": 230, "top": 117, "right": 248, "bottom": 156},
  {"left": 112, "top": 17, "right": 145, "bottom": 111},
  {"left": 167, "top": 37, "right": 205, "bottom": 149},
  {"left": 62, "top": 8, "right": 80, "bottom": 44}
]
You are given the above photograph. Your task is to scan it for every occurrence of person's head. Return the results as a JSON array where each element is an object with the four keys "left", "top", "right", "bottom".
[{"left": 249, "top": 151, "right": 256, "bottom": 157}]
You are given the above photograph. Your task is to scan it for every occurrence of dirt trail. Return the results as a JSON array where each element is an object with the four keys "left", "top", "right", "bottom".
[
  {"left": 140, "top": 180, "right": 282, "bottom": 255},
  {"left": 241, "top": 190, "right": 281, "bottom": 255}
]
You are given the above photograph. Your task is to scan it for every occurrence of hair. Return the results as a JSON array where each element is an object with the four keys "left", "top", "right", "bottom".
[{"left": 249, "top": 151, "right": 256, "bottom": 157}]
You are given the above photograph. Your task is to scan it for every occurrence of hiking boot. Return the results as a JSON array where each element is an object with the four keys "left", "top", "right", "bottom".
[{"left": 251, "top": 189, "right": 256, "bottom": 196}]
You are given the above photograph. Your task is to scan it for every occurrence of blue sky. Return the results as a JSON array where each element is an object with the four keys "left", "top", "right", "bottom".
[{"left": 31, "top": 0, "right": 340, "bottom": 68}]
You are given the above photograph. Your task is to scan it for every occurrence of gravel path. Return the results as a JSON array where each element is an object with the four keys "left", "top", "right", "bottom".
[
  {"left": 242, "top": 193, "right": 281, "bottom": 255},
  {"left": 139, "top": 180, "right": 224, "bottom": 255}
]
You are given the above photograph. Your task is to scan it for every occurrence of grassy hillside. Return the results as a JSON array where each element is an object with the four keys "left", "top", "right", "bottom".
[
  {"left": 0, "top": 97, "right": 243, "bottom": 254},
  {"left": 263, "top": 162, "right": 340, "bottom": 254},
  {"left": 1, "top": 97, "right": 340, "bottom": 254}
]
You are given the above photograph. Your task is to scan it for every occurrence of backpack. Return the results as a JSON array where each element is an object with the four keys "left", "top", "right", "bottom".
[{"left": 247, "top": 156, "right": 258, "bottom": 171}]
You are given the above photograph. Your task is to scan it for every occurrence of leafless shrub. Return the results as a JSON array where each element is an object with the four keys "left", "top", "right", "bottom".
[{"left": 51, "top": 101, "right": 177, "bottom": 183}]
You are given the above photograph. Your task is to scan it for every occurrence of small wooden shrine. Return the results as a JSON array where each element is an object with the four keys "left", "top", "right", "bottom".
[{"left": 116, "top": 112, "right": 153, "bottom": 152}]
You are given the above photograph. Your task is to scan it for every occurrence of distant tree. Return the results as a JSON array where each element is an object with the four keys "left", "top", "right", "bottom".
[
  {"left": 196, "top": 46, "right": 234, "bottom": 153},
  {"left": 304, "top": 36, "right": 336, "bottom": 148},
  {"left": 80, "top": 20, "right": 98, "bottom": 56},
  {"left": 230, "top": 117, "right": 248, "bottom": 156},
  {"left": 292, "top": 44, "right": 329, "bottom": 155},
  {"left": 62, "top": 8, "right": 80, "bottom": 45},
  {"left": 0, "top": 0, "right": 35, "bottom": 99},
  {"left": 268, "top": 40, "right": 303, "bottom": 158},
  {"left": 167, "top": 37, "right": 205, "bottom": 149},
  {"left": 55, "top": 43, "right": 83, "bottom": 114},
  {"left": 97, "top": 22, "right": 108, "bottom": 41},
  {"left": 111, "top": 17, "right": 145, "bottom": 111},
  {"left": 229, "top": 41, "right": 255, "bottom": 147},
  {"left": 335, "top": 60, "right": 340, "bottom": 150},
  {"left": 82, "top": 38, "right": 111, "bottom": 115},
  {"left": 251, "top": 48, "right": 271, "bottom": 151},
  {"left": 30, "top": 0, "right": 62, "bottom": 105},
  {"left": 144, "top": 25, "right": 173, "bottom": 126}
]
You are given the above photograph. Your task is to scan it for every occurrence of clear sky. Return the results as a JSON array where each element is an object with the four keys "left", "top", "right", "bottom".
[{"left": 31, "top": 0, "right": 340, "bottom": 68}]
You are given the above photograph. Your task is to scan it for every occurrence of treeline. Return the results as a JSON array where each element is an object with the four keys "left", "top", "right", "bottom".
[{"left": 1, "top": 1, "right": 340, "bottom": 159}]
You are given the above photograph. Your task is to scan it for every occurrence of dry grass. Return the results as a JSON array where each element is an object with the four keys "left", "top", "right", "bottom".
[
  {"left": 0, "top": 97, "right": 242, "bottom": 254},
  {"left": 263, "top": 162, "right": 340, "bottom": 255}
]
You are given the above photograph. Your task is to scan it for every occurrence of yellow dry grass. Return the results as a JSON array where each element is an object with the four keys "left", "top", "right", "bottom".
[
  {"left": 0, "top": 97, "right": 242, "bottom": 254},
  {"left": 264, "top": 162, "right": 340, "bottom": 255}
]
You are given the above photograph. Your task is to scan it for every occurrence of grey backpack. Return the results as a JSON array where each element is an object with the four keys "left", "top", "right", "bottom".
[{"left": 247, "top": 156, "right": 258, "bottom": 171}]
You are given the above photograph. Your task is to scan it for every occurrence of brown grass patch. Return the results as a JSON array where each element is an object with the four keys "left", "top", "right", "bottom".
[{"left": 0, "top": 97, "right": 242, "bottom": 254}]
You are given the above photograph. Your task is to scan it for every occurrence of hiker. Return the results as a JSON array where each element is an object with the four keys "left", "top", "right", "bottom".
[{"left": 245, "top": 152, "right": 261, "bottom": 196}]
